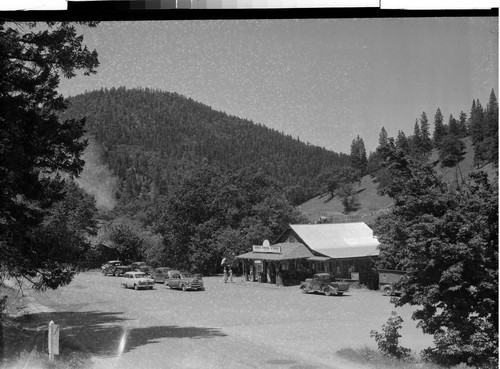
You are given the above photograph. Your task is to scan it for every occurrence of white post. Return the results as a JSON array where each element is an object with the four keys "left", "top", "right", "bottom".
[{"left": 48, "top": 320, "right": 60, "bottom": 362}]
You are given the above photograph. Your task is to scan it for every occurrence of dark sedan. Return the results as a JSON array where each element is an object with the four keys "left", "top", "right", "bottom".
[
  {"left": 168, "top": 272, "right": 204, "bottom": 291},
  {"left": 152, "top": 267, "right": 174, "bottom": 283}
]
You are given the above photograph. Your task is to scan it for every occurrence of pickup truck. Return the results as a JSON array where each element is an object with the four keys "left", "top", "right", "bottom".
[{"left": 300, "top": 273, "right": 349, "bottom": 296}]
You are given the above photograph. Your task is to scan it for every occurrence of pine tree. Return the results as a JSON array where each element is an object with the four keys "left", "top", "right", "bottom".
[
  {"left": 395, "top": 130, "right": 410, "bottom": 153},
  {"left": 411, "top": 119, "right": 423, "bottom": 153},
  {"left": 484, "top": 89, "right": 498, "bottom": 164},
  {"left": 419, "top": 112, "right": 432, "bottom": 151},
  {"left": 379, "top": 127, "right": 388, "bottom": 148},
  {"left": 458, "top": 111, "right": 468, "bottom": 138},
  {"left": 469, "top": 99, "right": 488, "bottom": 166},
  {"left": 350, "top": 135, "right": 367, "bottom": 174},
  {"left": 433, "top": 108, "right": 446, "bottom": 148},
  {"left": 469, "top": 99, "right": 485, "bottom": 145},
  {"left": 448, "top": 114, "right": 460, "bottom": 137}
]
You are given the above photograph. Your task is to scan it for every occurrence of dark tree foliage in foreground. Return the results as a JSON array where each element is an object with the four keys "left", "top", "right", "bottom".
[
  {"left": 109, "top": 223, "right": 144, "bottom": 263},
  {"left": 374, "top": 145, "right": 498, "bottom": 368},
  {"left": 154, "top": 164, "right": 307, "bottom": 274},
  {"left": 0, "top": 22, "right": 99, "bottom": 290}
]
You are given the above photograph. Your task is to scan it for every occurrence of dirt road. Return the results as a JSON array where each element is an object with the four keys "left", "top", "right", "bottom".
[{"left": 13, "top": 272, "right": 433, "bottom": 369}]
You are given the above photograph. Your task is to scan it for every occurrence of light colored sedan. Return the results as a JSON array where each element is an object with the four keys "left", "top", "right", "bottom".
[{"left": 121, "top": 272, "right": 155, "bottom": 290}]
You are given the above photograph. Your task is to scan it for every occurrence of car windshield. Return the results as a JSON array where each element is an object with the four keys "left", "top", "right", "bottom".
[
  {"left": 180, "top": 273, "right": 192, "bottom": 278},
  {"left": 134, "top": 273, "right": 146, "bottom": 278}
]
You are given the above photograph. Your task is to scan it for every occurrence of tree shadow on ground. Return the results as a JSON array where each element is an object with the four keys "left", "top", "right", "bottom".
[{"left": 3, "top": 310, "right": 226, "bottom": 360}]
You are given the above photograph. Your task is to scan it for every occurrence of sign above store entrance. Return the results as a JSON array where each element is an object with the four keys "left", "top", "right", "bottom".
[{"left": 253, "top": 245, "right": 281, "bottom": 253}]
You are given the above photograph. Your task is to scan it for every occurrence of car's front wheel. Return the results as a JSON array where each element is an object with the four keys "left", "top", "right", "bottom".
[
  {"left": 182, "top": 285, "right": 187, "bottom": 291},
  {"left": 324, "top": 288, "right": 332, "bottom": 296},
  {"left": 301, "top": 287, "right": 308, "bottom": 294},
  {"left": 134, "top": 284, "right": 139, "bottom": 290}
]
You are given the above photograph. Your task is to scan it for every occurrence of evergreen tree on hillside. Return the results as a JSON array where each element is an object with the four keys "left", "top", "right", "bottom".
[
  {"left": 419, "top": 112, "right": 432, "bottom": 151},
  {"left": 433, "top": 108, "right": 447, "bottom": 148},
  {"left": 448, "top": 114, "right": 460, "bottom": 137},
  {"left": 379, "top": 127, "right": 388, "bottom": 148},
  {"left": 458, "top": 111, "right": 468, "bottom": 138},
  {"left": 395, "top": 130, "right": 410, "bottom": 153},
  {"left": 484, "top": 89, "right": 498, "bottom": 164},
  {"left": 350, "top": 135, "right": 368, "bottom": 175},
  {"left": 468, "top": 96, "right": 498, "bottom": 166},
  {"left": 411, "top": 119, "right": 423, "bottom": 154},
  {"left": 469, "top": 99, "right": 485, "bottom": 145}
]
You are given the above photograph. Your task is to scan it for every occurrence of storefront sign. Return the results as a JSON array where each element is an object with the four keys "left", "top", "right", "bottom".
[{"left": 253, "top": 245, "right": 281, "bottom": 253}]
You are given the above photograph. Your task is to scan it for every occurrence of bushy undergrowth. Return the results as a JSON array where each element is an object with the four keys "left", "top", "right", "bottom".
[
  {"left": 1, "top": 349, "right": 90, "bottom": 369},
  {"left": 337, "top": 347, "right": 469, "bottom": 369}
]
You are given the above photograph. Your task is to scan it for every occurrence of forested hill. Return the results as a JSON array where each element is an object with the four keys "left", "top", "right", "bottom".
[{"left": 62, "top": 87, "right": 349, "bottom": 212}]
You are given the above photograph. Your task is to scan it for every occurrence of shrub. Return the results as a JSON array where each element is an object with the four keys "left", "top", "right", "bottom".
[{"left": 370, "top": 311, "right": 412, "bottom": 361}]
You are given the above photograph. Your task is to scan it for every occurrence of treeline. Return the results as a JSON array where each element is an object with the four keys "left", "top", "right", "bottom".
[
  {"left": 350, "top": 89, "right": 499, "bottom": 187},
  {"left": 62, "top": 87, "right": 350, "bottom": 218}
]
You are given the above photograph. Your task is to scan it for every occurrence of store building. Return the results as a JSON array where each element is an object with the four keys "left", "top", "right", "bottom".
[
  {"left": 275, "top": 223, "right": 380, "bottom": 288},
  {"left": 236, "top": 241, "right": 325, "bottom": 286},
  {"left": 237, "top": 222, "right": 380, "bottom": 288}
]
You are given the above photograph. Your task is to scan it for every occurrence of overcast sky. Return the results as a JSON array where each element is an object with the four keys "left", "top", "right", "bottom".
[{"left": 58, "top": 17, "right": 498, "bottom": 154}]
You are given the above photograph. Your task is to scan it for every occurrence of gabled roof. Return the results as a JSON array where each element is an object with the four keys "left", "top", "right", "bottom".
[
  {"left": 236, "top": 242, "right": 315, "bottom": 261},
  {"left": 289, "top": 223, "right": 380, "bottom": 259}
]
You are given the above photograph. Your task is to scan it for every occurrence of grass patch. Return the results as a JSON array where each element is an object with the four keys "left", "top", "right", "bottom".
[
  {"left": 337, "top": 347, "right": 469, "bottom": 369},
  {"left": 2, "top": 316, "right": 93, "bottom": 369},
  {"left": 1, "top": 285, "right": 93, "bottom": 369}
]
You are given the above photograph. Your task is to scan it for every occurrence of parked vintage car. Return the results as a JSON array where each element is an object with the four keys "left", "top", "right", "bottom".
[
  {"left": 168, "top": 272, "right": 204, "bottom": 291},
  {"left": 163, "top": 269, "right": 181, "bottom": 286},
  {"left": 152, "top": 267, "right": 173, "bottom": 283},
  {"left": 121, "top": 271, "right": 155, "bottom": 290},
  {"left": 101, "top": 260, "right": 122, "bottom": 276},
  {"left": 113, "top": 265, "right": 133, "bottom": 277},
  {"left": 377, "top": 269, "right": 407, "bottom": 296},
  {"left": 131, "top": 261, "right": 151, "bottom": 274},
  {"left": 299, "top": 273, "right": 349, "bottom": 296}
]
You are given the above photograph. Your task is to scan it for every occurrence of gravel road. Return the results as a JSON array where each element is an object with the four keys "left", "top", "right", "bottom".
[{"left": 14, "top": 271, "right": 433, "bottom": 369}]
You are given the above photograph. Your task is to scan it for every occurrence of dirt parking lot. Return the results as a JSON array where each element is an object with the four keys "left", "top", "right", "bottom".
[{"left": 6, "top": 272, "right": 434, "bottom": 369}]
